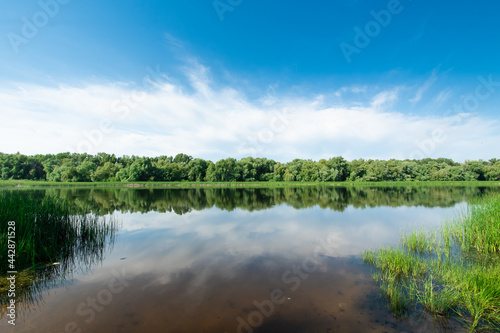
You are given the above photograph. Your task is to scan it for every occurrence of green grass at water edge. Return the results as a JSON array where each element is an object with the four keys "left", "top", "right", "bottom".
[
  {"left": 401, "top": 228, "right": 438, "bottom": 255},
  {"left": 442, "top": 196, "right": 500, "bottom": 254},
  {"left": 0, "top": 192, "right": 117, "bottom": 274},
  {"left": 363, "top": 194, "right": 500, "bottom": 332},
  {"left": 0, "top": 192, "right": 118, "bottom": 311}
]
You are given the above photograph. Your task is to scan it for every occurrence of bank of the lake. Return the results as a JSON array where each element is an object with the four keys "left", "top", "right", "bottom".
[{"left": 1, "top": 180, "right": 500, "bottom": 189}]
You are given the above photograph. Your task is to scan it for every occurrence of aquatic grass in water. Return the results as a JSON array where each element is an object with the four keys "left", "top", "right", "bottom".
[
  {"left": 368, "top": 247, "right": 427, "bottom": 280},
  {"left": 380, "top": 279, "right": 408, "bottom": 317},
  {"left": 0, "top": 191, "right": 117, "bottom": 315},
  {"left": 0, "top": 192, "right": 117, "bottom": 273},
  {"left": 442, "top": 196, "right": 500, "bottom": 254},
  {"left": 364, "top": 194, "right": 500, "bottom": 332},
  {"left": 401, "top": 228, "right": 437, "bottom": 255},
  {"left": 0, "top": 191, "right": 117, "bottom": 312}
]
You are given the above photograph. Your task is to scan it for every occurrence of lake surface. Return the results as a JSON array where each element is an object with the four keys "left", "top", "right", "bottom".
[{"left": 1, "top": 185, "right": 499, "bottom": 333}]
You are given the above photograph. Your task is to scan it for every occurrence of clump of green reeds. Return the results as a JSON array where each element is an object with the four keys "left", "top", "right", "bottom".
[
  {"left": 401, "top": 228, "right": 437, "bottom": 255},
  {"left": 0, "top": 191, "right": 117, "bottom": 312},
  {"left": 442, "top": 195, "right": 500, "bottom": 254},
  {"left": 368, "top": 247, "right": 427, "bottom": 280},
  {"left": 363, "top": 194, "right": 500, "bottom": 332},
  {"left": 0, "top": 191, "right": 117, "bottom": 274}
]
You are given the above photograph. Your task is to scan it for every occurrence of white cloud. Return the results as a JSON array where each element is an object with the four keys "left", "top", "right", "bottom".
[
  {"left": 370, "top": 89, "right": 399, "bottom": 109},
  {"left": 409, "top": 69, "right": 439, "bottom": 104},
  {"left": 333, "top": 85, "right": 367, "bottom": 97},
  {"left": 164, "top": 32, "right": 185, "bottom": 49},
  {"left": 433, "top": 88, "right": 454, "bottom": 105},
  {"left": 0, "top": 66, "right": 499, "bottom": 162}
]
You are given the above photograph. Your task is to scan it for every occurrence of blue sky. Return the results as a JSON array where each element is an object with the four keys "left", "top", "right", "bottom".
[{"left": 0, "top": 0, "right": 499, "bottom": 162}]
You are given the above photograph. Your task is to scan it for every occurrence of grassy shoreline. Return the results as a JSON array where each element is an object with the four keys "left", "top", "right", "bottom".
[
  {"left": 1, "top": 180, "right": 499, "bottom": 189},
  {"left": 363, "top": 194, "right": 500, "bottom": 332}
]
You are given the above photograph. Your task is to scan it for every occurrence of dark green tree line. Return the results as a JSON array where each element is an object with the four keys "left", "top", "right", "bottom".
[{"left": 1, "top": 152, "right": 499, "bottom": 183}]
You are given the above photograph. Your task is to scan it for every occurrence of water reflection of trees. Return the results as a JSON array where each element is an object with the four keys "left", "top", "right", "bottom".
[{"left": 27, "top": 185, "right": 500, "bottom": 215}]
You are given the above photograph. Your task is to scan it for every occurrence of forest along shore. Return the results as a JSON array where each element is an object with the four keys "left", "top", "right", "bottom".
[{"left": 1, "top": 152, "right": 499, "bottom": 183}]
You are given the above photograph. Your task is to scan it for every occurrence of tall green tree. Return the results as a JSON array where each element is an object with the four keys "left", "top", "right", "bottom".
[
  {"left": 186, "top": 158, "right": 209, "bottom": 181},
  {"left": 205, "top": 158, "right": 241, "bottom": 182},
  {"left": 92, "top": 162, "right": 122, "bottom": 182}
]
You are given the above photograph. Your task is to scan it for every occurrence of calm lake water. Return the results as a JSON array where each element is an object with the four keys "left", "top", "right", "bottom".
[{"left": 1, "top": 186, "right": 499, "bottom": 333}]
